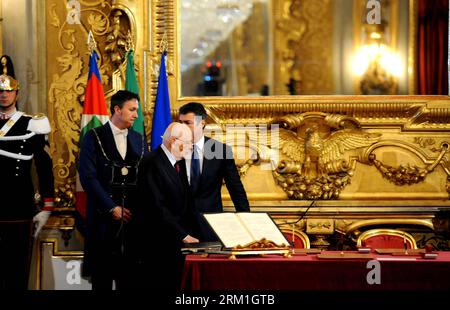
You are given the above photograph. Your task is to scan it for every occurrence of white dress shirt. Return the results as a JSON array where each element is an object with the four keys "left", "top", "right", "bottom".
[
  {"left": 186, "top": 135, "right": 204, "bottom": 185},
  {"left": 108, "top": 120, "right": 128, "bottom": 159},
  {"left": 0, "top": 108, "right": 17, "bottom": 120},
  {"left": 161, "top": 143, "right": 177, "bottom": 167}
]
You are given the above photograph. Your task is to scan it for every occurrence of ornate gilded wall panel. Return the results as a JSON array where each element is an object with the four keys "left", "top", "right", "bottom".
[{"left": 206, "top": 98, "right": 450, "bottom": 202}]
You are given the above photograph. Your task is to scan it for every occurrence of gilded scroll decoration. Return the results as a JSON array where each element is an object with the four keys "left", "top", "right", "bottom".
[
  {"left": 48, "top": 51, "right": 85, "bottom": 167},
  {"left": 104, "top": 10, "right": 128, "bottom": 66},
  {"left": 369, "top": 143, "right": 449, "bottom": 186},
  {"left": 47, "top": 1, "right": 136, "bottom": 208},
  {"left": 370, "top": 156, "right": 429, "bottom": 185},
  {"left": 413, "top": 137, "right": 436, "bottom": 149},
  {"left": 54, "top": 180, "right": 75, "bottom": 209}
]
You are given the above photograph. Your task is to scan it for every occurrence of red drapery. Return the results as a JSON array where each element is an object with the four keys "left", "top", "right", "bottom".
[{"left": 418, "top": 0, "right": 449, "bottom": 95}]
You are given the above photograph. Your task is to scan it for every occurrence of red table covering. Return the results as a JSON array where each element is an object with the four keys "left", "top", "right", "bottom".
[{"left": 181, "top": 251, "right": 450, "bottom": 290}]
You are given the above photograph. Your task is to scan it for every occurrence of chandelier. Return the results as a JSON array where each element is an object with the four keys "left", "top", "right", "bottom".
[{"left": 180, "top": 0, "right": 257, "bottom": 72}]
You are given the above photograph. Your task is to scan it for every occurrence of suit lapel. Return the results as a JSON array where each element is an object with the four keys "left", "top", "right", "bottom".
[
  {"left": 99, "top": 124, "right": 124, "bottom": 163},
  {"left": 178, "top": 159, "right": 189, "bottom": 189},
  {"left": 125, "top": 130, "right": 142, "bottom": 162},
  {"left": 156, "top": 147, "right": 183, "bottom": 192}
]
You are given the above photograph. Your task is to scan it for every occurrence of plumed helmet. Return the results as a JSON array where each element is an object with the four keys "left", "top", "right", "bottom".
[{"left": 0, "top": 55, "right": 19, "bottom": 91}]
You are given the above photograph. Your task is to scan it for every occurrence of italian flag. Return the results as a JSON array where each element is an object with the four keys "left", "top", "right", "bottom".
[
  {"left": 76, "top": 51, "right": 109, "bottom": 221},
  {"left": 79, "top": 51, "right": 109, "bottom": 145},
  {"left": 126, "top": 49, "right": 146, "bottom": 136}
]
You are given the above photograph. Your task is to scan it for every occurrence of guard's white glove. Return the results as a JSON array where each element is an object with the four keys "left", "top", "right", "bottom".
[{"left": 33, "top": 210, "right": 51, "bottom": 238}]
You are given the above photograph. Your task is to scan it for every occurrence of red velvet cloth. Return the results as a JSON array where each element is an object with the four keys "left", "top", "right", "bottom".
[
  {"left": 418, "top": 0, "right": 449, "bottom": 95},
  {"left": 182, "top": 252, "right": 450, "bottom": 290},
  {"left": 363, "top": 235, "right": 414, "bottom": 249}
]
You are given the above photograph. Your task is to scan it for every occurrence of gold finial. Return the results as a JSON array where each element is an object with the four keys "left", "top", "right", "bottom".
[
  {"left": 158, "top": 31, "right": 168, "bottom": 53},
  {"left": 87, "top": 30, "right": 97, "bottom": 54},
  {"left": 1, "top": 56, "right": 7, "bottom": 75},
  {"left": 125, "top": 30, "right": 135, "bottom": 52}
]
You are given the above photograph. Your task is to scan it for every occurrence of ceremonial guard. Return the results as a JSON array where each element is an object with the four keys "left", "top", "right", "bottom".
[
  {"left": 79, "top": 90, "right": 148, "bottom": 290},
  {"left": 0, "top": 55, "right": 54, "bottom": 289}
]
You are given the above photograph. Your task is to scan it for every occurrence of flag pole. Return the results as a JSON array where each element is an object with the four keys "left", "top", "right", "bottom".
[
  {"left": 87, "top": 30, "right": 97, "bottom": 54},
  {"left": 125, "top": 30, "right": 134, "bottom": 52},
  {"left": 158, "top": 31, "right": 168, "bottom": 54}
]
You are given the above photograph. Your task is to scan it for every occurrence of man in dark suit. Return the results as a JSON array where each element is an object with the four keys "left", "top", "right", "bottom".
[
  {"left": 179, "top": 102, "right": 250, "bottom": 242},
  {"left": 79, "top": 90, "right": 148, "bottom": 290},
  {"left": 0, "top": 55, "right": 54, "bottom": 290},
  {"left": 138, "top": 122, "right": 198, "bottom": 290}
]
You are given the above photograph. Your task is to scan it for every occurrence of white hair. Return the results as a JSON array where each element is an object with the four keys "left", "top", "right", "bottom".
[{"left": 162, "top": 122, "right": 190, "bottom": 142}]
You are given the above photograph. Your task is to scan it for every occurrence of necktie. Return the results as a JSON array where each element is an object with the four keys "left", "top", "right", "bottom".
[
  {"left": 175, "top": 161, "right": 180, "bottom": 174},
  {"left": 190, "top": 145, "right": 200, "bottom": 191}
]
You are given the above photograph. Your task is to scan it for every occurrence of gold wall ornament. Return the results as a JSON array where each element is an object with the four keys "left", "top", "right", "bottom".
[
  {"left": 104, "top": 10, "right": 128, "bottom": 65},
  {"left": 306, "top": 219, "right": 334, "bottom": 235},
  {"left": 273, "top": 0, "right": 333, "bottom": 95},
  {"left": 369, "top": 143, "right": 449, "bottom": 186},
  {"left": 49, "top": 4, "right": 61, "bottom": 28},
  {"left": 270, "top": 112, "right": 381, "bottom": 199},
  {"left": 48, "top": 51, "right": 86, "bottom": 167},
  {"left": 370, "top": 157, "right": 428, "bottom": 185},
  {"left": 54, "top": 180, "right": 75, "bottom": 210},
  {"left": 413, "top": 137, "right": 436, "bottom": 149}
]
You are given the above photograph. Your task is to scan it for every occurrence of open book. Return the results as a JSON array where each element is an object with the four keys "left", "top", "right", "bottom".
[{"left": 203, "top": 212, "right": 289, "bottom": 249}]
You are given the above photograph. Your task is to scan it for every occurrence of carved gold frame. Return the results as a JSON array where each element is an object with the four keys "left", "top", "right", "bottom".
[{"left": 356, "top": 228, "right": 418, "bottom": 249}]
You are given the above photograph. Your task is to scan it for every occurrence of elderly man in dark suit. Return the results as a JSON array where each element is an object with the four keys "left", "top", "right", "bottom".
[
  {"left": 79, "top": 90, "right": 148, "bottom": 290},
  {"left": 179, "top": 102, "right": 250, "bottom": 242},
  {"left": 137, "top": 122, "right": 198, "bottom": 290}
]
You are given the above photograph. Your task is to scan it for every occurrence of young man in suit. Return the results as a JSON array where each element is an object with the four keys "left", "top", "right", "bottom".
[
  {"left": 78, "top": 90, "right": 148, "bottom": 290},
  {"left": 137, "top": 122, "right": 198, "bottom": 290},
  {"left": 179, "top": 102, "right": 250, "bottom": 242},
  {"left": 0, "top": 55, "right": 54, "bottom": 289}
]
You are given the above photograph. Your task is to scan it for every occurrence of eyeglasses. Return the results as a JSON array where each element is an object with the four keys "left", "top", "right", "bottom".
[
  {"left": 174, "top": 137, "right": 192, "bottom": 145},
  {"left": 160, "top": 135, "right": 193, "bottom": 145}
]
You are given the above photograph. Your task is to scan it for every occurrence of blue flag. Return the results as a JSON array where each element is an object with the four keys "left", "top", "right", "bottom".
[{"left": 151, "top": 51, "right": 172, "bottom": 150}]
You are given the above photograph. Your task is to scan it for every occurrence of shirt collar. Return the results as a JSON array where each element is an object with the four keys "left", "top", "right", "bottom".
[
  {"left": 161, "top": 143, "right": 177, "bottom": 167},
  {"left": 109, "top": 120, "right": 128, "bottom": 136},
  {"left": 194, "top": 135, "right": 205, "bottom": 151},
  {"left": 0, "top": 107, "right": 17, "bottom": 118}
]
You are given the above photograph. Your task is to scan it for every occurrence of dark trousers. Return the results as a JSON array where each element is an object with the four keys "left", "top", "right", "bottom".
[
  {"left": 89, "top": 225, "right": 140, "bottom": 291},
  {"left": 0, "top": 220, "right": 33, "bottom": 290},
  {"left": 139, "top": 243, "right": 184, "bottom": 290}
]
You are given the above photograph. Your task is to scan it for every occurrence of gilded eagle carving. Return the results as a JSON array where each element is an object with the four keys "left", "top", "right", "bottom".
[
  {"left": 270, "top": 112, "right": 382, "bottom": 199},
  {"left": 278, "top": 123, "right": 381, "bottom": 178}
]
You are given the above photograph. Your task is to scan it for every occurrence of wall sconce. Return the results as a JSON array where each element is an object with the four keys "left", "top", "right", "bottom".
[{"left": 352, "top": 23, "right": 403, "bottom": 95}]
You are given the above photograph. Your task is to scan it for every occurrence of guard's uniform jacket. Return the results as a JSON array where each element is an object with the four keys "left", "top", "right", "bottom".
[{"left": 0, "top": 113, "right": 54, "bottom": 220}]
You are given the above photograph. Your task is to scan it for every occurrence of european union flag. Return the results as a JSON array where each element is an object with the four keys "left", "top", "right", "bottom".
[{"left": 151, "top": 50, "right": 172, "bottom": 150}]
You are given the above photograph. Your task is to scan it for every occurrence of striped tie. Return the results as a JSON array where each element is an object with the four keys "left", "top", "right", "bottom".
[{"left": 190, "top": 145, "right": 200, "bottom": 191}]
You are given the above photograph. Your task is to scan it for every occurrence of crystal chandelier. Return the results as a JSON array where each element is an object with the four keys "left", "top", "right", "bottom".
[{"left": 180, "top": 0, "right": 257, "bottom": 72}]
